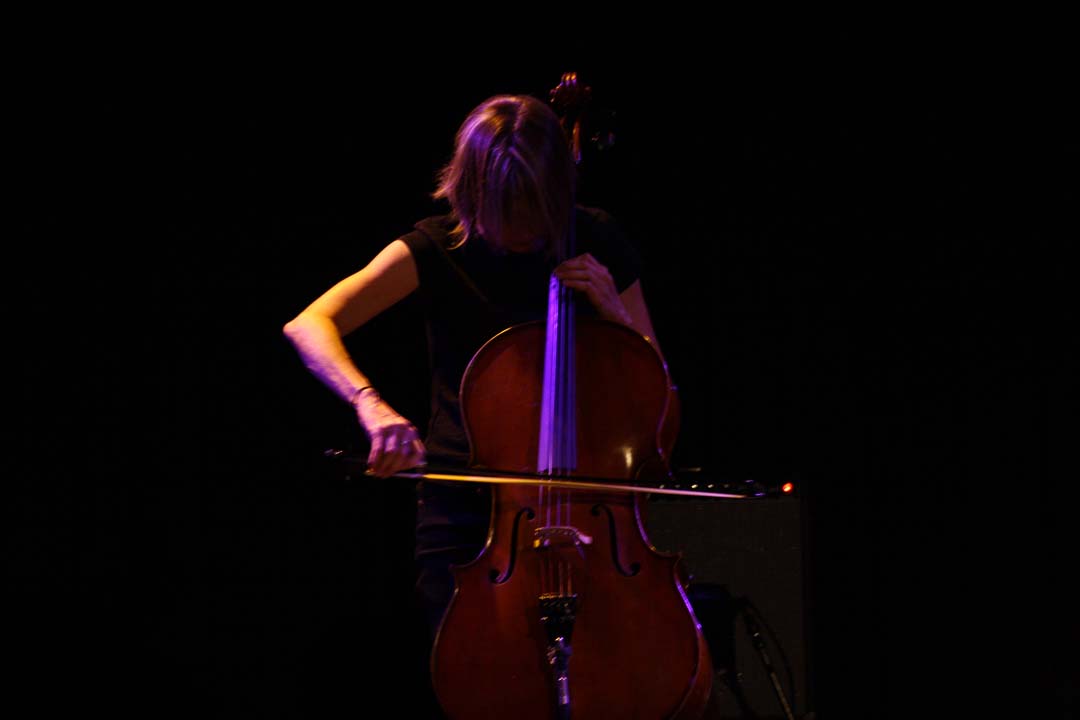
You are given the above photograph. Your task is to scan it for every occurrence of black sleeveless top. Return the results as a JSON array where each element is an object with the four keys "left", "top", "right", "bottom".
[{"left": 399, "top": 205, "right": 643, "bottom": 467}]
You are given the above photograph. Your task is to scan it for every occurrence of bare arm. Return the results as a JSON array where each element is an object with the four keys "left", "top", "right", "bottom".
[
  {"left": 282, "top": 239, "right": 426, "bottom": 476},
  {"left": 618, "top": 279, "right": 664, "bottom": 358}
]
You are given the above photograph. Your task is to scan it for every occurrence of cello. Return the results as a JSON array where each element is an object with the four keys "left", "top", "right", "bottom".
[{"left": 428, "top": 74, "right": 715, "bottom": 720}]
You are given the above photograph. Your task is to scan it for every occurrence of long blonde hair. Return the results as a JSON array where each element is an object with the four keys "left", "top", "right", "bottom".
[{"left": 434, "top": 94, "right": 576, "bottom": 254}]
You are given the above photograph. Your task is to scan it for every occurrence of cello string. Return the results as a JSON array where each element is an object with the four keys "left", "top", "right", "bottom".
[
  {"left": 539, "top": 271, "right": 563, "bottom": 524},
  {"left": 564, "top": 281, "right": 575, "bottom": 525},
  {"left": 563, "top": 208, "right": 578, "bottom": 525},
  {"left": 558, "top": 281, "right": 569, "bottom": 526},
  {"left": 559, "top": 281, "right": 572, "bottom": 525}
]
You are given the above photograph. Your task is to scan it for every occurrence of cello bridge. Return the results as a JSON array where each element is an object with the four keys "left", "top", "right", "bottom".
[{"left": 533, "top": 526, "right": 593, "bottom": 549}]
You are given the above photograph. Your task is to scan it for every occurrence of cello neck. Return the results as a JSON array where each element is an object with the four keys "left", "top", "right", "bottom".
[
  {"left": 536, "top": 71, "right": 593, "bottom": 477},
  {"left": 537, "top": 241, "right": 578, "bottom": 475}
]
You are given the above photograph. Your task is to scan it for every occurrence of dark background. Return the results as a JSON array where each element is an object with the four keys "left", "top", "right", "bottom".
[{"left": 13, "top": 35, "right": 1077, "bottom": 718}]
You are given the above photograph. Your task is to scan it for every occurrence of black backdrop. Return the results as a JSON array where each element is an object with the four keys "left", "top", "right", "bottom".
[{"left": 13, "top": 35, "right": 1077, "bottom": 719}]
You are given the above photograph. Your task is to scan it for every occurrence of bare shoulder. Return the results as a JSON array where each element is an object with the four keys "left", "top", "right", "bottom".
[
  {"left": 297, "top": 239, "right": 420, "bottom": 334},
  {"left": 370, "top": 238, "right": 418, "bottom": 275}
]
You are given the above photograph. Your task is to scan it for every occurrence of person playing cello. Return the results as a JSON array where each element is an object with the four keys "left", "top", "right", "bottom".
[{"left": 283, "top": 92, "right": 706, "bottom": 718}]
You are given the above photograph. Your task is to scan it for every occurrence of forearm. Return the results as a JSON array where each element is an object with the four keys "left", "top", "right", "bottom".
[
  {"left": 619, "top": 280, "right": 664, "bottom": 361},
  {"left": 283, "top": 313, "right": 371, "bottom": 405},
  {"left": 283, "top": 239, "right": 420, "bottom": 406}
]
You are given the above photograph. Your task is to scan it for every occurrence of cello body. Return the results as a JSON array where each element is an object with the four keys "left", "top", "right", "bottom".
[{"left": 430, "top": 317, "right": 713, "bottom": 719}]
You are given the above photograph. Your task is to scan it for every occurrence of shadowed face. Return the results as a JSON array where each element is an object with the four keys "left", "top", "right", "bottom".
[
  {"left": 481, "top": 213, "right": 547, "bottom": 255},
  {"left": 435, "top": 94, "right": 575, "bottom": 259}
]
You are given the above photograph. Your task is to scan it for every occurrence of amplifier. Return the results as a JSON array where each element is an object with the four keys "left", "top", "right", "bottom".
[{"left": 645, "top": 494, "right": 811, "bottom": 720}]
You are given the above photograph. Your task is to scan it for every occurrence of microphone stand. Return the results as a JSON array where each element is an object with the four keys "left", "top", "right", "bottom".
[{"left": 735, "top": 596, "right": 796, "bottom": 720}]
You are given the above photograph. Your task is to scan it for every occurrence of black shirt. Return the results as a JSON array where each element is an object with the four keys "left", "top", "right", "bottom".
[{"left": 399, "top": 205, "right": 642, "bottom": 466}]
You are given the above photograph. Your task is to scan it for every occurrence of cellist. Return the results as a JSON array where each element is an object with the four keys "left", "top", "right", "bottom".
[{"left": 283, "top": 93, "right": 667, "bottom": 715}]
